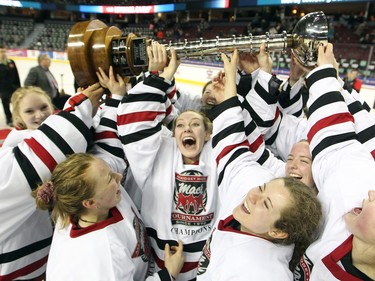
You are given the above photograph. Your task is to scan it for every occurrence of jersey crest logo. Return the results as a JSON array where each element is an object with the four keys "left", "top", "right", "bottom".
[
  {"left": 294, "top": 253, "right": 314, "bottom": 281},
  {"left": 197, "top": 228, "right": 215, "bottom": 275},
  {"left": 174, "top": 170, "right": 208, "bottom": 215},
  {"left": 131, "top": 207, "right": 151, "bottom": 263}
]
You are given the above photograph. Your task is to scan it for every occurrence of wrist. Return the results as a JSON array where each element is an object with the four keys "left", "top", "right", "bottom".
[{"left": 150, "top": 70, "right": 161, "bottom": 76}]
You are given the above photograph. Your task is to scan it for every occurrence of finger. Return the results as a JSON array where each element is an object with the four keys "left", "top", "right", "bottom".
[
  {"left": 177, "top": 240, "right": 183, "bottom": 251},
  {"left": 109, "top": 66, "right": 115, "bottom": 80},
  {"left": 152, "top": 41, "right": 159, "bottom": 60},
  {"left": 169, "top": 47, "right": 176, "bottom": 62},
  {"left": 117, "top": 74, "right": 125, "bottom": 86},
  {"left": 221, "top": 53, "right": 228, "bottom": 63},
  {"left": 147, "top": 45, "right": 153, "bottom": 59},
  {"left": 164, "top": 243, "right": 170, "bottom": 255},
  {"left": 161, "top": 44, "right": 167, "bottom": 62},
  {"left": 232, "top": 49, "right": 238, "bottom": 64},
  {"left": 325, "top": 43, "right": 333, "bottom": 54},
  {"left": 318, "top": 44, "right": 325, "bottom": 55}
]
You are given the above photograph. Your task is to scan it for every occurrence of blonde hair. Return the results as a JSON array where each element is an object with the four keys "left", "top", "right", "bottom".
[
  {"left": 32, "top": 153, "right": 97, "bottom": 228},
  {"left": 11, "top": 86, "right": 54, "bottom": 129}
]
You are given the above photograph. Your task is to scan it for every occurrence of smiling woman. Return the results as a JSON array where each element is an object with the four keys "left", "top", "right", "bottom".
[
  {"left": 11, "top": 86, "right": 54, "bottom": 130},
  {"left": 172, "top": 110, "right": 212, "bottom": 164},
  {"left": 0, "top": 86, "right": 54, "bottom": 148},
  {"left": 32, "top": 153, "right": 184, "bottom": 281}
]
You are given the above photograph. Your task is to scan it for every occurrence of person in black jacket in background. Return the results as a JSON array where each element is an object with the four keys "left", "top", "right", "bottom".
[{"left": 0, "top": 46, "right": 21, "bottom": 126}]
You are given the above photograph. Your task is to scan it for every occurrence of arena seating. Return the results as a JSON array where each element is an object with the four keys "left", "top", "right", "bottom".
[{"left": 0, "top": 15, "right": 373, "bottom": 79}]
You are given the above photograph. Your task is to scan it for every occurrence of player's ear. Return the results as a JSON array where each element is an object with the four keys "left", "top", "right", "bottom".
[{"left": 268, "top": 228, "right": 288, "bottom": 240}]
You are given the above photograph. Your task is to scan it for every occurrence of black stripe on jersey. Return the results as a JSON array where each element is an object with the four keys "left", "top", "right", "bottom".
[
  {"left": 242, "top": 98, "right": 275, "bottom": 128},
  {"left": 158, "top": 268, "right": 172, "bottom": 281},
  {"left": 0, "top": 236, "right": 52, "bottom": 263},
  {"left": 305, "top": 67, "right": 337, "bottom": 89},
  {"left": 58, "top": 111, "right": 92, "bottom": 145},
  {"left": 279, "top": 88, "right": 301, "bottom": 107},
  {"left": 362, "top": 101, "right": 371, "bottom": 112},
  {"left": 210, "top": 96, "right": 239, "bottom": 120},
  {"left": 105, "top": 98, "right": 120, "bottom": 107},
  {"left": 257, "top": 148, "right": 270, "bottom": 165},
  {"left": 357, "top": 124, "right": 375, "bottom": 144},
  {"left": 244, "top": 119, "right": 258, "bottom": 138},
  {"left": 254, "top": 81, "right": 279, "bottom": 105},
  {"left": 147, "top": 227, "right": 206, "bottom": 253},
  {"left": 307, "top": 92, "right": 344, "bottom": 118},
  {"left": 13, "top": 147, "right": 42, "bottom": 190},
  {"left": 218, "top": 147, "right": 248, "bottom": 186},
  {"left": 237, "top": 74, "right": 252, "bottom": 98},
  {"left": 211, "top": 121, "right": 243, "bottom": 148},
  {"left": 279, "top": 86, "right": 304, "bottom": 117},
  {"left": 265, "top": 112, "right": 282, "bottom": 146},
  {"left": 120, "top": 122, "right": 162, "bottom": 145},
  {"left": 39, "top": 124, "right": 74, "bottom": 156},
  {"left": 311, "top": 132, "right": 357, "bottom": 160},
  {"left": 144, "top": 75, "right": 172, "bottom": 92},
  {"left": 99, "top": 117, "right": 117, "bottom": 130},
  {"left": 122, "top": 92, "right": 167, "bottom": 104},
  {"left": 96, "top": 142, "right": 125, "bottom": 159},
  {"left": 347, "top": 100, "right": 363, "bottom": 115}
]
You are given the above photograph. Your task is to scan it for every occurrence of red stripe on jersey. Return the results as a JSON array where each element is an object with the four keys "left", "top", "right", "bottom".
[
  {"left": 216, "top": 140, "right": 249, "bottom": 165},
  {"left": 24, "top": 138, "right": 57, "bottom": 172},
  {"left": 118, "top": 111, "right": 164, "bottom": 125},
  {"left": 0, "top": 255, "right": 48, "bottom": 281},
  {"left": 307, "top": 112, "right": 354, "bottom": 142},
  {"left": 274, "top": 107, "right": 280, "bottom": 122},
  {"left": 167, "top": 86, "right": 177, "bottom": 100},
  {"left": 371, "top": 149, "right": 375, "bottom": 160},
  {"left": 152, "top": 248, "right": 198, "bottom": 273},
  {"left": 0, "top": 128, "right": 11, "bottom": 148},
  {"left": 249, "top": 135, "right": 264, "bottom": 153},
  {"left": 94, "top": 131, "right": 118, "bottom": 140},
  {"left": 64, "top": 93, "right": 87, "bottom": 112}
]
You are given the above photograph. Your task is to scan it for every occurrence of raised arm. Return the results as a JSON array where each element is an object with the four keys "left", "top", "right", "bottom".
[
  {"left": 210, "top": 50, "right": 273, "bottom": 209},
  {"left": 0, "top": 83, "right": 105, "bottom": 242},
  {"left": 117, "top": 43, "right": 179, "bottom": 190}
]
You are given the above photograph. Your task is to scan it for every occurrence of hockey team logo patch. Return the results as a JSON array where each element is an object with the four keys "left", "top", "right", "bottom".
[
  {"left": 131, "top": 207, "right": 151, "bottom": 263},
  {"left": 172, "top": 170, "right": 213, "bottom": 226},
  {"left": 294, "top": 253, "right": 313, "bottom": 281},
  {"left": 196, "top": 228, "right": 215, "bottom": 275}
]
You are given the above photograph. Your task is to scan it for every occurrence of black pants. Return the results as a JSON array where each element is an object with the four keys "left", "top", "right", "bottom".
[{"left": 1, "top": 94, "right": 12, "bottom": 123}]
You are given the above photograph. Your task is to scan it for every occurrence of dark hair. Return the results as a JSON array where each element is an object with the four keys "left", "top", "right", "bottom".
[{"left": 270, "top": 177, "right": 322, "bottom": 270}]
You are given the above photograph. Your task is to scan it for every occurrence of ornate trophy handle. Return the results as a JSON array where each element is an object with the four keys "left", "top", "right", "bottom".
[{"left": 68, "top": 11, "right": 327, "bottom": 88}]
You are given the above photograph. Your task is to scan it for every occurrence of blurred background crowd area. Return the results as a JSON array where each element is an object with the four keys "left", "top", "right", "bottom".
[{"left": 0, "top": 1, "right": 374, "bottom": 81}]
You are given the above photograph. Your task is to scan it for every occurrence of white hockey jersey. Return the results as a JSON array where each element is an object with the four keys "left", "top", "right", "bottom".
[
  {"left": 117, "top": 74, "right": 219, "bottom": 281},
  {"left": 0, "top": 93, "right": 95, "bottom": 280},
  {"left": 46, "top": 190, "right": 171, "bottom": 281},
  {"left": 197, "top": 95, "right": 294, "bottom": 280},
  {"left": 293, "top": 65, "right": 375, "bottom": 281}
]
